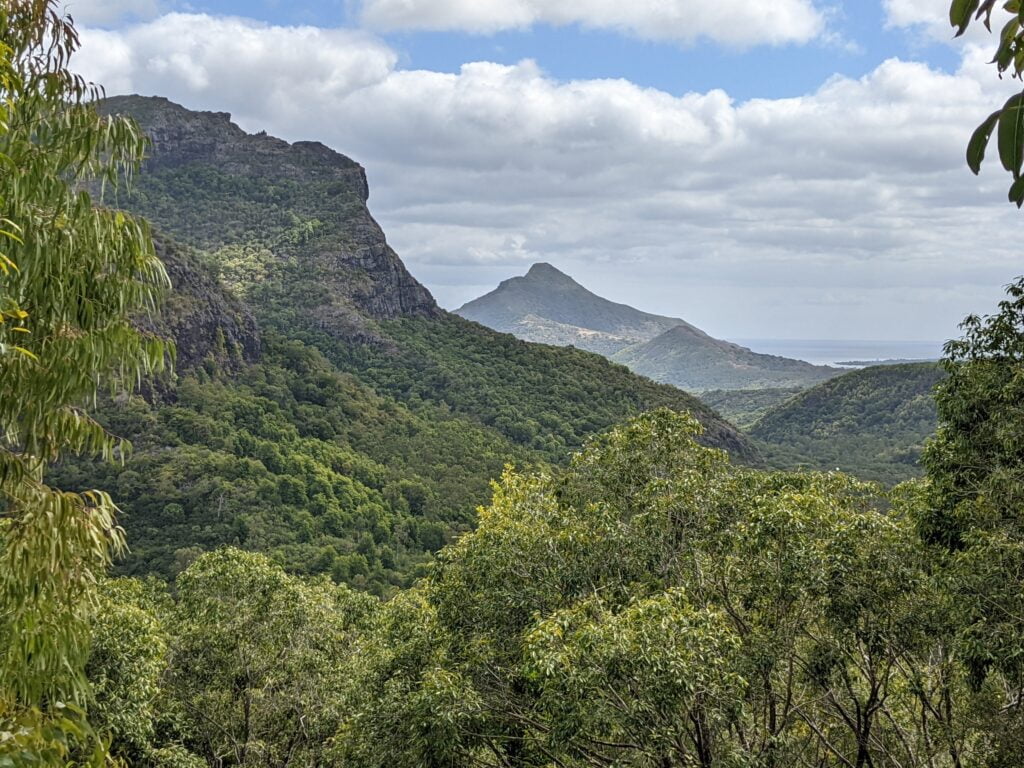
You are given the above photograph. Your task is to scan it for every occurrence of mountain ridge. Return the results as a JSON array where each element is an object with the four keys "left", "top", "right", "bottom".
[
  {"left": 751, "top": 362, "right": 945, "bottom": 484},
  {"left": 456, "top": 262, "right": 699, "bottom": 351},
  {"left": 457, "top": 262, "right": 842, "bottom": 391}
]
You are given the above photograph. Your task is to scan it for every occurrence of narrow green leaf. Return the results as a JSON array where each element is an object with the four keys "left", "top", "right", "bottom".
[{"left": 1008, "top": 176, "right": 1024, "bottom": 206}]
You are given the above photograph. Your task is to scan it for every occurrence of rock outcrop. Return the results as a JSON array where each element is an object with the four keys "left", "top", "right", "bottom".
[
  {"left": 145, "top": 236, "right": 261, "bottom": 372},
  {"left": 100, "top": 95, "right": 438, "bottom": 331}
]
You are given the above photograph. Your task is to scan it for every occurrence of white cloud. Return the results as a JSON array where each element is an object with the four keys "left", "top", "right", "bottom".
[
  {"left": 359, "top": 0, "right": 827, "bottom": 47},
  {"left": 883, "top": 0, "right": 947, "bottom": 32},
  {"left": 76, "top": 14, "right": 396, "bottom": 126},
  {"left": 61, "top": 0, "right": 163, "bottom": 26},
  {"left": 73, "top": 13, "right": 1024, "bottom": 340},
  {"left": 883, "top": 0, "right": 1000, "bottom": 45}
]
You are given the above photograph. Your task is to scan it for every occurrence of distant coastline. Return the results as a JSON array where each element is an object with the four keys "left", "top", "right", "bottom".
[
  {"left": 731, "top": 339, "right": 944, "bottom": 368},
  {"left": 835, "top": 358, "right": 938, "bottom": 367}
]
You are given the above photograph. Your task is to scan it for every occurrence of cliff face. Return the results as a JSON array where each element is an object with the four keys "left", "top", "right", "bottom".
[
  {"left": 147, "top": 237, "right": 261, "bottom": 372},
  {"left": 100, "top": 95, "right": 438, "bottom": 330},
  {"left": 97, "top": 95, "right": 755, "bottom": 461}
]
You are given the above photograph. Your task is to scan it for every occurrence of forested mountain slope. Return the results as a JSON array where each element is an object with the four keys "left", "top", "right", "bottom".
[
  {"left": 60, "top": 95, "right": 754, "bottom": 591},
  {"left": 751, "top": 362, "right": 945, "bottom": 484},
  {"left": 457, "top": 262, "right": 841, "bottom": 390},
  {"left": 614, "top": 324, "right": 839, "bottom": 391}
]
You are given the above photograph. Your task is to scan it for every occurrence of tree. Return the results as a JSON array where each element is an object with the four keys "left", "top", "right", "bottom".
[
  {"left": 919, "top": 277, "right": 1024, "bottom": 764},
  {"left": 950, "top": 1, "right": 1024, "bottom": 206},
  {"left": 337, "top": 410, "right": 955, "bottom": 767},
  {"left": 0, "top": 0, "right": 168, "bottom": 760},
  {"left": 165, "top": 549, "right": 375, "bottom": 767},
  {"left": 84, "top": 579, "right": 170, "bottom": 765}
]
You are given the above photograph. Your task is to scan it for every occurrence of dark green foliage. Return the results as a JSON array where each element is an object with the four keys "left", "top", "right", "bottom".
[
  {"left": 44, "top": 95, "right": 755, "bottom": 596},
  {"left": 305, "top": 314, "right": 756, "bottom": 463},
  {"left": 751, "top": 363, "right": 945, "bottom": 484},
  {"left": 921, "top": 277, "right": 1024, "bottom": 547},
  {"left": 951, "top": 1, "right": 1024, "bottom": 206},
  {"left": 52, "top": 336, "right": 539, "bottom": 595},
  {"left": 697, "top": 386, "right": 802, "bottom": 429},
  {"left": 917, "top": 278, "right": 1024, "bottom": 743}
]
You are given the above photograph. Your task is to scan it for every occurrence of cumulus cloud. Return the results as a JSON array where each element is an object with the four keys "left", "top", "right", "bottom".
[
  {"left": 883, "top": 0, "right": 947, "bottom": 32},
  {"left": 359, "top": 0, "right": 826, "bottom": 47},
  {"left": 61, "top": 0, "right": 163, "bottom": 26},
  {"left": 72, "top": 13, "right": 1023, "bottom": 339},
  {"left": 883, "top": 0, "right": 999, "bottom": 46},
  {"left": 76, "top": 14, "right": 396, "bottom": 124}
]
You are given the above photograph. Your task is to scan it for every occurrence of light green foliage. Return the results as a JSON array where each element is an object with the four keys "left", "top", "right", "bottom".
[
  {"left": 920, "top": 277, "right": 1024, "bottom": 761},
  {"left": 524, "top": 591, "right": 746, "bottom": 767},
  {"left": 0, "top": 1, "right": 168, "bottom": 761},
  {"left": 84, "top": 579, "right": 169, "bottom": 764},
  {"left": 166, "top": 549, "right": 375, "bottom": 767},
  {"left": 337, "top": 410, "right": 968, "bottom": 767},
  {"left": 333, "top": 590, "right": 480, "bottom": 768}
]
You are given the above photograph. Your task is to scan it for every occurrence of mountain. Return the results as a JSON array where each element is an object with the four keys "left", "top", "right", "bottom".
[
  {"left": 456, "top": 263, "right": 841, "bottom": 391},
  {"left": 57, "top": 96, "right": 755, "bottom": 592},
  {"left": 750, "top": 362, "right": 946, "bottom": 484},
  {"left": 457, "top": 262, "right": 691, "bottom": 355}
]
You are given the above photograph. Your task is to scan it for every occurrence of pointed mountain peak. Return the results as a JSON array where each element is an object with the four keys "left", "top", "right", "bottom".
[{"left": 525, "top": 262, "right": 571, "bottom": 280}]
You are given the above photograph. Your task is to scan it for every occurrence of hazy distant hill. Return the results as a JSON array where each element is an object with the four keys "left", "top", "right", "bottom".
[
  {"left": 457, "top": 263, "right": 841, "bottom": 391},
  {"left": 751, "top": 362, "right": 946, "bottom": 484},
  {"left": 457, "top": 263, "right": 690, "bottom": 355},
  {"left": 698, "top": 387, "right": 804, "bottom": 429}
]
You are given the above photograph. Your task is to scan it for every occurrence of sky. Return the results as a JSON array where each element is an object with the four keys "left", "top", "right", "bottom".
[{"left": 65, "top": 0, "right": 1024, "bottom": 341}]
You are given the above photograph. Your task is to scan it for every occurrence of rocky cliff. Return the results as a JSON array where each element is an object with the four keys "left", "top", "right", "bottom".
[
  {"left": 100, "top": 95, "right": 438, "bottom": 332},
  {"left": 98, "top": 95, "right": 756, "bottom": 461},
  {"left": 145, "top": 236, "right": 261, "bottom": 372}
]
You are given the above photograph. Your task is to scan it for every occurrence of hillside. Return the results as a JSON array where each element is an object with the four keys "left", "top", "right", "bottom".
[
  {"left": 60, "top": 95, "right": 755, "bottom": 592},
  {"left": 457, "top": 263, "right": 841, "bottom": 390},
  {"left": 751, "top": 362, "right": 946, "bottom": 484},
  {"left": 698, "top": 387, "right": 804, "bottom": 429},
  {"left": 614, "top": 324, "right": 840, "bottom": 391}
]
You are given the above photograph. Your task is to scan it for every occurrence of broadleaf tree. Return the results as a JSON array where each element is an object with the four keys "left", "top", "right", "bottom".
[{"left": 951, "top": 0, "right": 1024, "bottom": 205}]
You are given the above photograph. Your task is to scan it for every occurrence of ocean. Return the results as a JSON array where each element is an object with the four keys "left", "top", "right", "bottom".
[{"left": 730, "top": 339, "right": 945, "bottom": 368}]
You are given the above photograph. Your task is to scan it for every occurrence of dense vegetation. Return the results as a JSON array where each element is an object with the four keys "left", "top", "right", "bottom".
[
  {"left": 51, "top": 334, "right": 538, "bottom": 592},
  {"left": 0, "top": 3, "right": 169, "bottom": 758},
  {"left": 39, "top": 93, "right": 753, "bottom": 595},
  {"left": 7, "top": 2, "right": 1024, "bottom": 764},
  {"left": 697, "top": 386, "right": 802, "bottom": 429},
  {"left": 77, "top": 363, "right": 1024, "bottom": 766},
  {"left": 751, "top": 363, "right": 945, "bottom": 484}
]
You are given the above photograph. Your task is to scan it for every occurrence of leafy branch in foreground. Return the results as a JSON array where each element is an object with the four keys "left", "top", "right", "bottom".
[
  {"left": 0, "top": 0, "right": 170, "bottom": 761},
  {"left": 952, "top": 0, "right": 1024, "bottom": 205}
]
